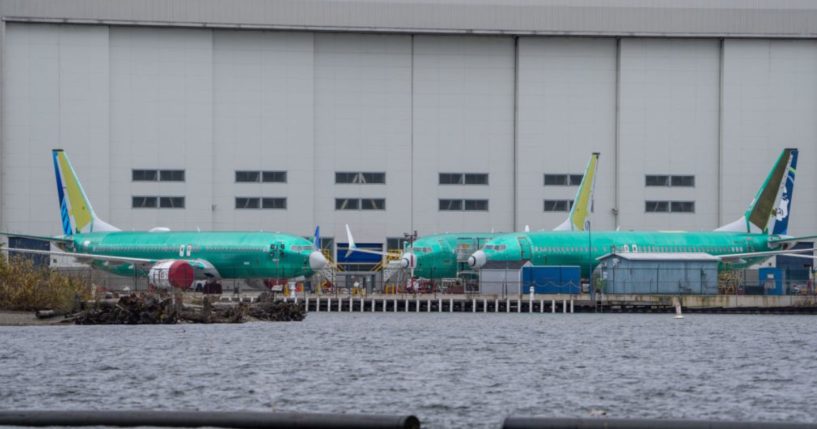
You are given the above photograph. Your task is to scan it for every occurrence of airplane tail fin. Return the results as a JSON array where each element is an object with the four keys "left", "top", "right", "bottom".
[
  {"left": 554, "top": 152, "right": 599, "bottom": 231},
  {"left": 313, "top": 225, "right": 321, "bottom": 251},
  {"left": 716, "top": 148, "right": 798, "bottom": 235},
  {"left": 52, "top": 149, "right": 118, "bottom": 235}
]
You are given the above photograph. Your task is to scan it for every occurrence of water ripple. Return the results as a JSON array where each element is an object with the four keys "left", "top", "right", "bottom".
[{"left": 1, "top": 314, "right": 817, "bottom": 428}]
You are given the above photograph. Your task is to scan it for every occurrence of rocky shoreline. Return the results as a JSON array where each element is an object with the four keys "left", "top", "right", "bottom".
[{"left": 0, "top": 292, "right": 306, "bottom": 326}]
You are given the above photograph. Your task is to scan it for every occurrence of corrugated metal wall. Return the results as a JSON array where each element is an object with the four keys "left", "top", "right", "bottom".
[
  {"left": 4, "top": 21, "right": 817, "bottom": 245},
  {"left": 4, "top": 0, "right": 817, "bottom": 38}
]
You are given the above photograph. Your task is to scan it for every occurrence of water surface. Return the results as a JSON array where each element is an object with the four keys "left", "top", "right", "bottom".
[{"left": 1, "top": 313, "right": 816, "bottom": 428}]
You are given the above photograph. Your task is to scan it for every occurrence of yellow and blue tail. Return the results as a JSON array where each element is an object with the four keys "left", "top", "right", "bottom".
[
  {"left": 554, "top": 152, "right": 600, "bottom": 231},
  {"left": 52, "top": 149, "right": 118, "bottom": 235}
]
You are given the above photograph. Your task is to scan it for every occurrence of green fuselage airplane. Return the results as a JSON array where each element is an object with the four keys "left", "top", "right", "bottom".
[
  {"left": 469, "top": 231, "right": 787, "bottom": 277},
  {"left": 1, "top": 150, "right": 328, "bottom": 288},
  {"left": 401, "top": 232, "right": 500, "bottom": 279},
  {"left": 64, "top": 231, "right": 324, "bottom": 280},
  {"left": 364, "top": 153, "right": 601, "bottom": 280},
  {"left": 470, "top": 148, "right": 811, "bottom": 276}
]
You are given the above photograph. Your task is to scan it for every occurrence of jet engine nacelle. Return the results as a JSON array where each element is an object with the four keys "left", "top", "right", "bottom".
[{"left": 148, "top": 260, "right": 194, "bottom": 289}]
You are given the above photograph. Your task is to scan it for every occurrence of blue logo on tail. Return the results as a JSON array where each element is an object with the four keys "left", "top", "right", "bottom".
[{"left": 772, "top": 149, "right": 798, "bottom": 236}]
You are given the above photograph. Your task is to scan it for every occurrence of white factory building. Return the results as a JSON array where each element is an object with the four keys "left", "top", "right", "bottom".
[{"left": 2, "top": 1, "right": 817, "bottom": 252}]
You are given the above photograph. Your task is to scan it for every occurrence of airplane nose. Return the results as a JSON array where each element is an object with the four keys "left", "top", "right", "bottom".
[
  {"left": 468, "top": 250, "right": 487, "bottom": 269},
  {"left": 309, "top": 250, "right": 328, "bottom": 270},
  {"left": 401, "top": 252, "right": 416, "bottom": 269}
]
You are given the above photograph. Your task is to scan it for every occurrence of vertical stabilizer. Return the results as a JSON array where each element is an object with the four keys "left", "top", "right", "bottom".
[
  {"left": 716, "top": 148, "right": 798, "bottom": 235},
  {"left": 554, "top": 153, "right": 600, "bottom": 231},
  {"left": 52, "top": 149, "right": 118, "bottom": 235}
]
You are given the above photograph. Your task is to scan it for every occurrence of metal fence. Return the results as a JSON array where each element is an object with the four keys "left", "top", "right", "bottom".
[{"left": 44, "top": 265, "right": 817, "bottom": 298}]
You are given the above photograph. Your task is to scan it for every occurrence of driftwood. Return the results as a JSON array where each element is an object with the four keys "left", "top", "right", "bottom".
[{"left": 69, "top": 294, "right": 305, "bottom": 325}]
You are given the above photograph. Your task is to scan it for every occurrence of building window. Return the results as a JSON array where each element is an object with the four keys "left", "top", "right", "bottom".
[
  {"left": 262, "top": 171, "right": 287, "bottom": 183},
  {"left": 236, "top": 197, "right": 261, "bottom": 209},
  {"left": 646, "top": 201, "right": 693, "bottom": 213},
  {"left": 236, "top": 171, "right": 261, "bottom": 183},
  {"left": 439, "top": 199, "right": 463, "bottom": 211},
  {"left": 159, "top": 170, "right": 185, "bottom": 182},
  {"left": 387, "top": 237, "right": 408, "bottom": 251},
  {"left": 645, "top": 201, "right": 670, "bottom": 212},
  {"left": 236, "top": 171, "right": 287, "bottom": 183},
  {"left": 262, "top": 198, "right": 287, "bottom": 209},
  {"left": 132, "top": 196, "right": 158, "bottom": 208},
  {"left": 646, "top": 175, "right": 695, "bottom": 187},
  {"left": 544, "top": 174, "right": 581, "bottom": 186},
  {"left": 361, "top": 172, "right": 385, "bottom": 184},
  {"left": 645, "top": 175, "right": 669, "bottom": 186},
  {"left": 671, "top": 201, "right": 695, "bottom": 213},
  {"left": 335, "top": 172, "right": 385, "bottom": 184},
  {"left": 132, "top": 170, "right": 158, "bottom": 181},
  {"left": 335, "top": 198, "right": 360, "bottom": 210},
  {"left": 439, "top": 173, "right": 463, "bottom": 185},
  {"left": 236, "top": 197, "right": 286, "bottom": 209},
  {"left": 159, "top": 197, "right": 185, "bottom": 208},
  {"left": 439, "top": 173, "right": 489, "bottom": 185},
  {"left": 671, "top": 175, "right": 695, "bottom": 187},
  {"left": 544, "top": 199, "right": 573, "bottom": 212},
  {"left": 361, "top": 198, "right": 386, "bottom": 210},
  {"left": 439, "top": 199, "right": 488, "bottom": 211},
  {"left": 132, "top": 169, "right": 184, "bottom": 182},
  {"left": 334, "top": 198, "right": 385, "bottom": 210}
]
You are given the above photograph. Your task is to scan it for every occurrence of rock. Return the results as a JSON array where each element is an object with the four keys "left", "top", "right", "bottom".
[{"left": 71, "top": 293, "right": 304, "bottom": 324}]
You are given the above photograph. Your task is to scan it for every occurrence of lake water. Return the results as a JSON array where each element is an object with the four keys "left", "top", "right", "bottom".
[{"left": 1, "top": 313, "right": 816, "bottom": 428}]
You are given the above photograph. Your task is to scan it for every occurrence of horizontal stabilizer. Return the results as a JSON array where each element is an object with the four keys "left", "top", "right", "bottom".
[{"left": 344, "top": 224, "right": 386, "bottom": 257}]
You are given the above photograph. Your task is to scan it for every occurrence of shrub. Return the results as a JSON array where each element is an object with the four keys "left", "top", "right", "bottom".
[{"left": 0, "top": 253, "right": 91, "bottom": 312}]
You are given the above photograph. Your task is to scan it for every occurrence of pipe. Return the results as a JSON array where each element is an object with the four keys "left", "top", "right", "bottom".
[
  {"left": 0, "top": 410, "right": 420, "bottom": 429},
  {"left": 503, "top": 417, "right": 816, "bottom": 429}
]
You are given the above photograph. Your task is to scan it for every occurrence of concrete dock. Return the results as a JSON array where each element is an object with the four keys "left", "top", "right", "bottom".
[{"left": 271, "top": 293, "right": 817, "bottom": 314}]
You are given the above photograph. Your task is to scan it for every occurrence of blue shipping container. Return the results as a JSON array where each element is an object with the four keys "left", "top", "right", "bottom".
[{"left": 521, "top": 266, "right": 581, "bottom": 294}]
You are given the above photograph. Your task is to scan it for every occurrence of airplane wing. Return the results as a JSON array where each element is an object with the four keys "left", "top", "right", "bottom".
[
  {"left": 719, "top": 247, "right": 815, "bottom": 263},
  {"left": 1, "top": 247, "right": 222, "bottom": 279},
  {"left": 0, "top": 232, "right": 73, "bottom": 245},
  {"left": 777, "top": 254, "right": 817, "bottom": 260},
  {"left": 344, "top": 224, "right": 387, "bottom": 257},
  {"left": 1, "top": 247, "right": 155, "bottom": 265},
  {"left": 768, "top": 234, "right": 817, "bottom": 245}
]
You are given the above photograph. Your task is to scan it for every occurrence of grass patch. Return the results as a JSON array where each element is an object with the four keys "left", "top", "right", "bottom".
[{"left": 0, "top": 253, "right": 91, "bottom": 312}]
